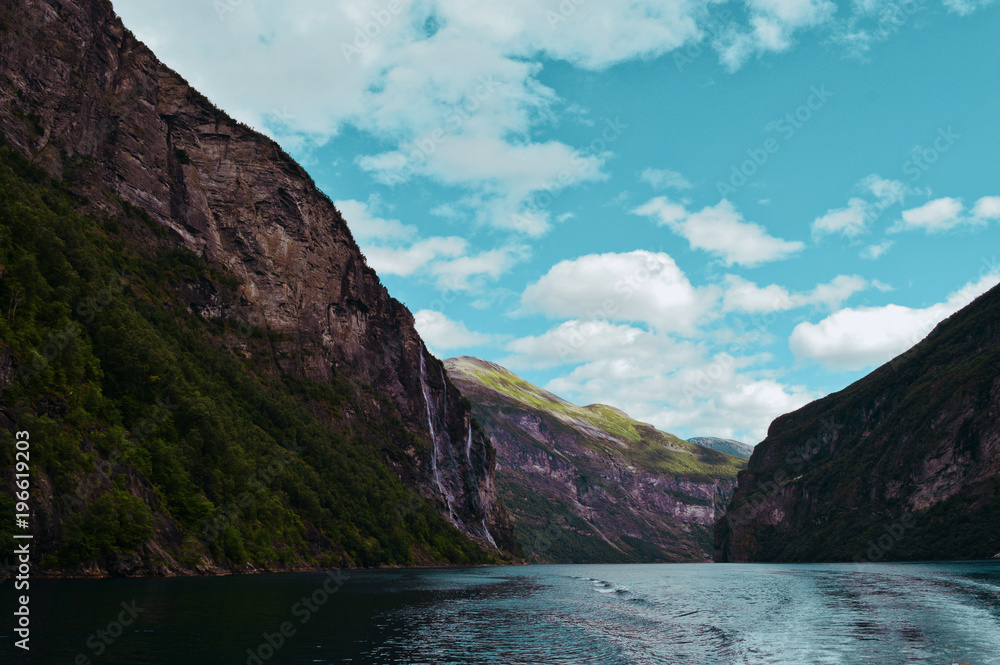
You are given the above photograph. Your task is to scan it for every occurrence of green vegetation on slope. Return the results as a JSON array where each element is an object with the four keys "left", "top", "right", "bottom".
[
  {"left": 447, "top": 356, "right": 745, "bottom": 563},
  {"left": 0, "top": 144, "right": 496, "bottom": 570},
  {"left": 448, "top": 356, "right": 744, "bottom": 482}
]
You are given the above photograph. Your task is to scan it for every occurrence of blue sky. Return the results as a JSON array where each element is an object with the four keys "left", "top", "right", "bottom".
[{"left": 115, "top": 0, "right": 1000, "bottom": 442}]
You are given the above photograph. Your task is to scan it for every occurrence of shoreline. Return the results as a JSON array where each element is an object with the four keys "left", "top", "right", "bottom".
[{"left": 21, "top": 556, "right": 1000, "bottom": 581}]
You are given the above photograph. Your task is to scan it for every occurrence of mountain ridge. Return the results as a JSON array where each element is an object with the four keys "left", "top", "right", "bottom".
[
  {"left": 716, "top": 281, "right": 1000, "bottom": 562},
  {"left": 688, "top": 437, "right": 754, "bottom": 459},
  {"left": 0, "top": 0, "right": 516, "bottom": 575},
  {"left": 446, "top": 356, "right": 746, "bottom": 563}
]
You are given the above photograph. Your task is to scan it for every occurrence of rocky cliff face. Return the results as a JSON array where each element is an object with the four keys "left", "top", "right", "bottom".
[
  {"left": 716, "top": 284, "right": 1000, "bottom": 563},
  {"left": 0, "top": 0, "right": 515, "bottom": 571},
  {"left": 445, "top": 357, "right": 746, "bottom": 563}
]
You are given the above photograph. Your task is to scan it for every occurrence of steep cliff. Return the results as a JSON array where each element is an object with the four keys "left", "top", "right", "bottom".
[
  {"left": 688, "top": 437, "right": 753, "bottom": 459},
  {"left": 445, "top": 357, "right": 746, "bottom": 563},
  {"left": 0, "top": 0, "right": 515, "bottom": 575},
  {"left": 716, "top": 283, "right": 1000, "bottom": 563}
]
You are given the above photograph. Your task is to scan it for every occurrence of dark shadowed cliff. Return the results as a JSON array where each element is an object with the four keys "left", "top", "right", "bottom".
[
  {"left": 0, "top": 0, "right": 516, "bottom": 575},
  {"left": 446, "top": 357, "right": 746, "bottom": 563},
  {"left": 716, "top": 283, "right": 1000, "bottom": 563}
]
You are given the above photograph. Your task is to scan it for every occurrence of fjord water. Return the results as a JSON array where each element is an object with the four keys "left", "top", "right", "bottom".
[{"left": 5, "top": 563, "right": 999, "bottom": 664}]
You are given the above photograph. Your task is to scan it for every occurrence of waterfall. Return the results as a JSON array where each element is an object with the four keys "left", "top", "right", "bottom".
[
  {"left": 418, "top": 345, "right": 455, "bottom": 520},
  {"left": 465, "top": 422, "right": 473, "bottom": 464},
  {"left": 481, "top": 519, "right": 498, "bottom": 550}
]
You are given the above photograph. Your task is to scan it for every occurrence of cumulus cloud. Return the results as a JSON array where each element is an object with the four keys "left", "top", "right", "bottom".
[
  {"left": 811, "top": 174, "right": 908, "bottom": 240},
  {"left": 114, "top": 0, "right": 996, "bottom": 239},
  {"left": 789, "top": 271, "right": 1000, "bottom": 370},
  {"left": 722, "top": 274, "right": 870, "bottom": 313},
  {"left": 358, "top": 135, "right": 607, "bottom": 236},
  {"left": 340, "top": 197, "right": 527, "bottom": 290},
  {"left": 336, "top": 197, "right": 416, "bottom": 243},
  {"left": 112, "top": 0, "right": 705, "bottom": 237},
  {"left": 639, "top": 168, "right": 693, "bottom": 191},
  {"left": 887, "top": 195, "right": 1000, "bottom": 234},
  {"left": 634, "top": 197, "right": 804, "bottom": 266},
  {"left": 113, "top": 0, "right": 999, "bottom": 241},
  {"left": 860, "top": 240, "right": 893, "bottom": 260},
  {"left": 891, "top": 197, "right": 968, "bottom": 233},
  {"left": 972, "top": 196, "right": 1000, "bottom": 220},
  {"left": 714, "top": 0, "right": 836, "bottom": 70},
  {"left": 520, "top": 250, "right": 718, "bottom": 336},
  {"left": 863, "top": 174, "right": 908, "bottom": 206},
  {"left": 504, "top": 320, "right": 814, "bottom": 442},
  {"left": 429, "top": 245, "right": 531, "bottom": 291},
  {"left": 504, "top": 319, "right": 696, "bottom": 369},
  {"left": 414, "top": 310, "right": 494, "bottom": 352},
  {"left": 363, "top": 237, "right": 467, "bottom": 277},
  {"left": 509, "top": 258, "right": 847, "bottom": 440},
  {"left": 812, "top": 197, "right": 869, "bottom": 239}
]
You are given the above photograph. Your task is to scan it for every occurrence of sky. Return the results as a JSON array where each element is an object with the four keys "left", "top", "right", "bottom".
[{"left": 113, "top": 0, "right": 1000, "bottom": 443}]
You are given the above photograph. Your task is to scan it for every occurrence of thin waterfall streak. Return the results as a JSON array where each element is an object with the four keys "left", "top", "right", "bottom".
[
  {"left": 418, "top": 346, "right": 455, "bottom": 521},
  {"left": 466, "top": 422, "right": 473, "bottom": 465},
  {"left": 482, "top": 519, "right": 498, "bottom": 550},
  {"left": 418, "top": 349, "right": 444, "bottom": 495}
]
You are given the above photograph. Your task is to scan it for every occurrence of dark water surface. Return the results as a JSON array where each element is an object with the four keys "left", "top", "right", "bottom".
[{"left": 3, "top": 562, "right": 999, "bottom": 664}]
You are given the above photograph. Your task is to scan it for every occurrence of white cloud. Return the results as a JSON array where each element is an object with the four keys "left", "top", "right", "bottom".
[
  {"left": 861, "top": 240, "right": 893, "bottom": 260},
  {"left": 435, "top": 0, "right": 705, "bottom": 70},
  {"left": 827, "top": 1, "right": 963, "bottom": 59},
  {"left": 942, "top": 0, "right": 998, "bottom": 16},
  {"left": 804, "top": 274, "right": 871, "bottom": 309},
  {"left": 890, "top": 197, "right": 986, "bottom": 233},
  {"left": 503, "top": 320, "right": 814, "bottom": 443},
  {"left": 634, "top": 197, "right": 804, "bottom": 266},
  {"left": 112, "top": 0, "right": 1000, "bottom": 245},
  {"left": 895, "top": 197, "right": 964, "bottom": 231},
  {"left": 639, "top": 168, "right": 693, "bottom": 190},
  {"left": 812, "top": 197, "right": 869, "bottom": 239},
  {"left": 414, "top": 310, "right": 494, "bottom": 352},
  {"left": 811, "top": 175, "right": 909, "bottom": 240},
  {"left": 114, "top": 0, "right": 993, "bottom": 243},
  {"left": 714, "top": 0, "right": 836, "bottom": 70},
  {"left": 972, "top": 196, "right": 1000, "bottom": 221},
  {"left": 722, "top": 274, "right": 869, "bottom": 313},
  {"left": 342, "top": 197, "right": 527, "bottom": 290},
  {"left": 113, "top": 0, "right": 702, "bottom": 238},
  {"left": 335, "top": 197, "right": 416, "bottom": 242},
  {"left": 363, "top": 237, "right": 467, "bottom": 277},
  {"left": 722, "top": 275, "right": 794, "bottom": 314},
  {"left": 789, "top": 271, "right": 1000, "bottom": 370},
  {"left": 358, "top": 135, "right": 607, "bottom": 236},
  {"left": 429, "top": 245, "right": 531, "bottom": 291},
  {"left": 504, "top": 319, "right": 695, "bottom": 369},
  {"left": 863, "top": 174, "right": 907, "bottom": 206},
  {"left": 520, "top": 250, "right": 718, "bottom": 336}
]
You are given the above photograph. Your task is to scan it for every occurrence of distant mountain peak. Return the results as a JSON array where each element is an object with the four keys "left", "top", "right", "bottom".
[{"left": 688, "top": 437, "right": 754, "bottom": 460}]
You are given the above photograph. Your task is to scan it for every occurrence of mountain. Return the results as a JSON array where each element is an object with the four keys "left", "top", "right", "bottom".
[
  {"left": 0, "top": 0, "right": 516, "bottom": 575},
  {"left": 444, "top": 357, "right": 747, "bottom": 563},
  {"left": 688, "top": 437, "right": 753, "bottom": 459},
  {"left": 716, "top": 283, "right": 1000, "bottom": 563}
]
